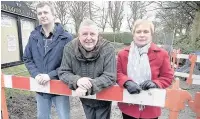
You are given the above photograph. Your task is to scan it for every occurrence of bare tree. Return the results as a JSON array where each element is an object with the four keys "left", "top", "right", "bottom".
[
  {"left": 88, "top": 2, "right": 100, "bottom": 21},
  {"left": 155, "top": 1, "right": 198, "bottom": 37},
  {"left": 68, "top": 2, "right": 89, "bottom": 34},
  {"left": 108, "top": 1, "right": 124, "bottom": 32},
  {"left": 154, "top": 1, "right": 200, "bottom": 52},
  {"left": 54, "top": 1, "right": 70, "bottom": 27},
  {"left": 94, "top": 2, "right": 109, "bottom": 32},
  {"left": 127, "top": 1, "right": 152, "bottom": 31}
]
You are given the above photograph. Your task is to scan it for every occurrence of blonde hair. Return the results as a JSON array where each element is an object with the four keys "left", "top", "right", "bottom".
[{"left": 132, "top": 19, "right": 155, "bottom": 35}]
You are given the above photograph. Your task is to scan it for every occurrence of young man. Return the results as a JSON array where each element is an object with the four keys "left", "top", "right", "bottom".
[
  {"left": 58, "top": 19, "right": 116, "bottom": 119},
  {"left": 23, "top": 2, "right": 72, "bottom": 119}
]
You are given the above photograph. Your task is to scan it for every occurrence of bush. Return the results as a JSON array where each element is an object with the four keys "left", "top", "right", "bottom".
[
  {"left": 72, "top": 32, "right": 133, "bottom": 45},
  {"left": 100, "top": 32, "right": 132, "bottom": 45}
]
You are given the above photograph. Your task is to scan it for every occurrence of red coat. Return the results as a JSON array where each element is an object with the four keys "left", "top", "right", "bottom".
[{"left": 117, "top": 43, "right": 174, "bottom": 118}]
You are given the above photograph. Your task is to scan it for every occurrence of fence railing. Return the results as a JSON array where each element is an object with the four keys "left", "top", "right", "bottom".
[{"left": 1, "top": 50, "right": 200, "bottom": 119}]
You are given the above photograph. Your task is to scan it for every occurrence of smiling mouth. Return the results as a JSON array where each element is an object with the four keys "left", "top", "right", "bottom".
[
  {"left": 138, "top": 40, "right": 146, "bottom": 42},
  {"left": 85, "top": 42, "right": 93, "bottom": 43}
]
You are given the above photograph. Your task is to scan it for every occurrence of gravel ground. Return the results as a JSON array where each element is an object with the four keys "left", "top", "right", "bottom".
[{"left": 5, "top": 80, "right": 199, "bottom": 119}]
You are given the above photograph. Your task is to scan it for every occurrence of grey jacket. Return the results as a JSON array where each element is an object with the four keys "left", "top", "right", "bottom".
[{"left": 58, "top": 38, "right": 116, "bottom": 107}]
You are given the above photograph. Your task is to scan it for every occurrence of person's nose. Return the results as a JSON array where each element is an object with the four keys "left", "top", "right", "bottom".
[
  {"left": 86, "top": 34, "right": 92, "bottom": 40},
  {"left": 41, "top": 13, "right": 45, "bottom": 18},
  {"left": 140, "top": 32, "right": 145, "bottom": 37}
]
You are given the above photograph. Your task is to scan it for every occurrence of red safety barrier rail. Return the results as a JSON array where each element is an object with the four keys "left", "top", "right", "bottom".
[{"left": 1, "top": 73, "right": 199, "bottom": 119}]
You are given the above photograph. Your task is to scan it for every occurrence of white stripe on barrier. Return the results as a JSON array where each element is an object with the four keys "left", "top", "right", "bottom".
[
  {"left": 30, "top": 77, "right": 50, "bottom": 93},
  {"left": 122, "top": 89, "right": 166, "bottom": 107},
  {"left": 4, "top": 75, "right": 12, "bottom": 88},
  {"left": 197, "top": 56, "right": 200, "bottom": 63},
  {"left": 192, "top": 74, "right": 200, "bottom": 79},
  {"left": 175, "top": 72, "right": 200, "bottom": 79},
  {"left": 177, "top": 54, "right": 189, "bottom": 59},
  {"left": 175, "top": 72, "right": 200, "bottom": 85},
  {"left": 176, "top": 54, "right": 200, "bottom": 63},
  {"left": 175, "top": 72, "right": 189, "bottom": 78},
  {"left": 72, "top": 90, "right": 97, "bottom": 99},
  {"left": 193, "top": 78, "right": 200, "bottom": 85}
]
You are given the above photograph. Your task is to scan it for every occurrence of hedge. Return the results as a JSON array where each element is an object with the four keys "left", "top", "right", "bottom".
[{"left": 72, "top": 32, "right": 133, "bottom": 45}]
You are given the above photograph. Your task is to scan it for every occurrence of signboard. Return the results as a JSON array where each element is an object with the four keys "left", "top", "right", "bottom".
[
  {"left": 1, "top": 1, "right": 36, "bottom": 68},
  {"left": 1, "top": 14, "right": 20, "bottom": 64},
  {"left": 1, "top": 1, "right": 36, "bottom": 19}
]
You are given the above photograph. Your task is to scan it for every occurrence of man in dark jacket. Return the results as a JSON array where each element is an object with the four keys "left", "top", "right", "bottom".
[
  {"left": 23, "top": 2, "right": 72, "bottom": 119},
  {"left": 58, "top": 18, "right": 116, "bottom": 119}
]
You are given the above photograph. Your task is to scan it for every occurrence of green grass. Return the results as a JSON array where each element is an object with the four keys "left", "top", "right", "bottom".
[
  {"left": 2, "top": 64, "right": 35, "bottom": 97},
  {"left": 2, "top": 64, "right": 30, "bottom": 76}
]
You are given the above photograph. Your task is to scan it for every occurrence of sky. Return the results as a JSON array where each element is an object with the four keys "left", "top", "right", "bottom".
[{"left": 64, "top": 1, "right": 157, "bottom": 33}]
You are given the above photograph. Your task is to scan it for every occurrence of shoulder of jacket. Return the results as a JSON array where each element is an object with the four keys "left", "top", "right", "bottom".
[
  {"left": 118, "top": 46, "right": 129, "bottom": 55},
  {"left": 101, "top": 42, "right": 115, "bottom": 55},
  {"left": 64, "top": 38, "right": 77, "bottom": 51}
]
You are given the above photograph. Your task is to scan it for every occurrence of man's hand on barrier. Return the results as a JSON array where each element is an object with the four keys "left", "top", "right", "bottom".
[
  {"left": 124, "top": 80, "right": 142, "bottom": 94},
  {"left": 140, "top": 80, "right": 158, "bottom": 90},
  {"left": 35, "top": 74, "right": 43, "bottom": 84},
  {"left": 75, "top": 87, "right": 87, "bottom": 96},
  {"left": 37, "top": 74, "right": 50, "bottom": 85},
  {"left": 77, "top": 77, "right": 92, "bottom": 90}
]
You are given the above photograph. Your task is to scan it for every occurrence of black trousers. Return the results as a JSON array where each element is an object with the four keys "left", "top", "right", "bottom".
[
  {"left": 82, "top": 103, "right": 112, "bottom": 119},
  {"left": 122, "top": 113, "right": 158, "bottom": 119}
]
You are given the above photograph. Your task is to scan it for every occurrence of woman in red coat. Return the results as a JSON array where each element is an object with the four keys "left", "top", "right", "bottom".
[{"left": 117, "top": 19, "right": 174, "bottom": 119}]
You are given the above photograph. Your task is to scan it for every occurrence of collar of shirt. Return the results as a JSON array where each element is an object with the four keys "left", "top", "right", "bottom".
[{"left": 40, "top": 25, "right": 56, "bottom": 39}]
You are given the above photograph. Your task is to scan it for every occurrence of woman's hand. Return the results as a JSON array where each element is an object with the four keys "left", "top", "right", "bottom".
[
  {"left": 124, "top": 80, "right": 142, "bottom": 94},
  {"left": 140, "top": 80, "right": 158, "bottom": 90}
]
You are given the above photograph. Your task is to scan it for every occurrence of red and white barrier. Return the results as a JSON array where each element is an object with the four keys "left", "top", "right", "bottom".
[
  {"left": 171, "top": 52, "right": 200, "bottom": 85},
  {"left": 2, "top": 74, "right": 167, "bottom": 107},
  {"left": 176, "top": 54, "right": 200, "bottom": 62},
  {"left": 2, "top": 73, "right": 200, "bottom": 119}
]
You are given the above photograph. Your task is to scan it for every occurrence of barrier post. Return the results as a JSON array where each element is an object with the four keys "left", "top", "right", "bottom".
[
  {"left": 172, "top": 50, "right": 177, "bottom": 70},
  {"left": 176, "top": 49, "right": 181, "bottom": 69},
  {"left": 1, "top": 74, "right": 9, "bottom": 119},
  {"left": 165, "top": 78, "right": 192, "bottom": 119},
  {"left": 188, "top": 92, "right": 200, "bottom": 119},
  {"left": 186, "top": 54, "right": 197, "bottom": 85}
]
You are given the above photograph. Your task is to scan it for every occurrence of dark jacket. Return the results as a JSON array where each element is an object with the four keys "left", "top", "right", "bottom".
[
  {"left": 58, "top": 38, "right": 116, "bottom": 107},
  {"left": 117, "top": 43, "right": 174, "bottom": 118},
  {"left": 23, "top": 23, "right": 73, "bottom": 80}
]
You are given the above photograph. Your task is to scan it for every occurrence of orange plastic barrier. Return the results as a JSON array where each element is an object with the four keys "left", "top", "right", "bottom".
[
  {"left": 186, "top": 54, "right": 197, "bottom": 85},
  {"left": 1, "top": 74, "right": 9, "bottom": 119},
  {"left": 189, "top": 92, "right": 200, "bottom": 119},
  {"left": 165, "top": 79, "right": 192, "bottom": 119}
]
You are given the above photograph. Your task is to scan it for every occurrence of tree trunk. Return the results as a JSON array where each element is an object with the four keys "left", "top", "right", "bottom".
[{"left": 191, "top": 10, "right": 200, "bottom": 49}]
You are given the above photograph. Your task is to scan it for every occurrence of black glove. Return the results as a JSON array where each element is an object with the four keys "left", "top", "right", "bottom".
[
  {"left": 140, "top": 80, "right": 158, "bottom": 90},
  {"left": 124, "top": 80, "right": 142, "bottom": 94}
]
